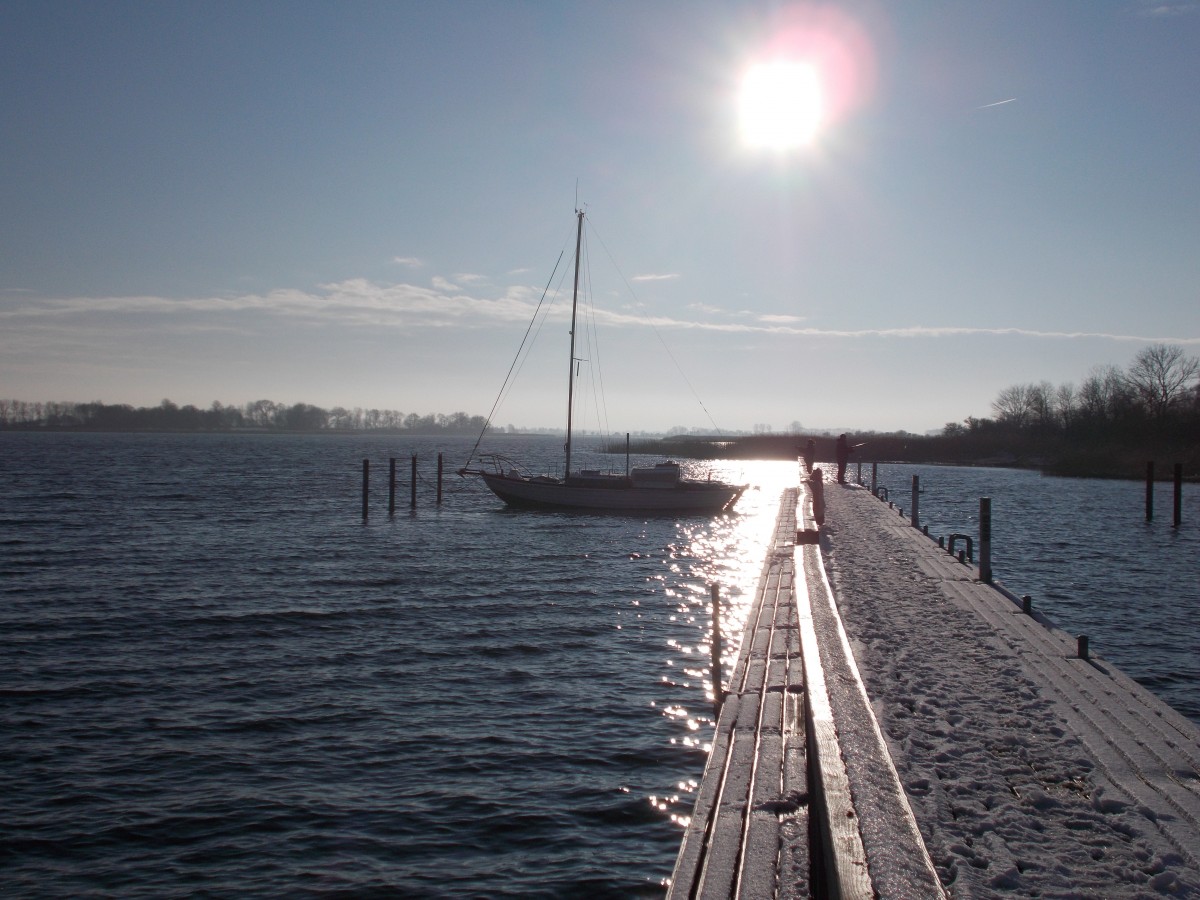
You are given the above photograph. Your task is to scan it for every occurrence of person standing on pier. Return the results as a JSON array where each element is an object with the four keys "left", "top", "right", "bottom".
[{"left": 836, "top": 433, "right": 854, "bottom": 484}]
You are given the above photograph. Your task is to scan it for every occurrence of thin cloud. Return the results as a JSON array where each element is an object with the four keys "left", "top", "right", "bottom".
[
  {"left": 3, "top": 281, "right": 1197, "bottom": 347},
  {"left": 631, "top": 273, "right": 681, "bottom": 282},
  {"left": 786, "top": 325, "right": 1200, "bottom": 344},
  {"left": 392, "top": 256, "right": 423, "bottom": 267},
  {"left": 1138, "top": 3, "right": 1197, "bottom": 15}
]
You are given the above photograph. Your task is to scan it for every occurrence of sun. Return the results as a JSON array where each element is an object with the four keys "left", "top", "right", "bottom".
[{"left": 739, "top": 60, "right": 824, "bottom": 150}]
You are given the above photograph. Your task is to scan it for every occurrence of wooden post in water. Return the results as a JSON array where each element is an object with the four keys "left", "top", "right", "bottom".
[
  {"left": 911, "top": 475, "right": 920, "bottom": 529},
  {"left": 871, "top": 462, "right": 878, "bottom": 496},
  {"left": 1175, "top": 463, "right": 1183, "bottom": 528},
  {"left": 1022, "top": 595, "right": 1033, "bottom": 615},
  {"left": 362, "top": 459, "right": 370, "bottom": 520},
  {"left": 1077, "top": 635, "right": 1089, "bottom": 661},
  {"left": 410, "top": 454, "right": 417, "bottom": 509},
  {"left": 437, "top": 453, "right": 444, "bottom": 505},
  {"left": 857, "top": 459, "right": 862, "bottom": 484},
  {"left": 979, "top": 497, "right": 993, "bottom": 584},
  {"left": 1146, "top": 461, "right": 1155, "bottom": 521},
  {"left": 389, "top": 458, "right": 396, "bottom": 516},
  {"left": 710, "top": 583, "right": 723, "bottom": 716}
]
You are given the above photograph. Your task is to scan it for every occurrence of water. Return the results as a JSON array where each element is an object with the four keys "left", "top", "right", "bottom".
[
  {"left": 2, "top": 436, "right": 1196, "bottom": 897},
  {"left": 1, "top": 433, "right": 792, "bottom": 898}
]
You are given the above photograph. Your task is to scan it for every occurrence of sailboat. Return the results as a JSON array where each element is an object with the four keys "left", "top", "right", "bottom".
[{"left": 459, "top": 209, "right": 747, "bottom": 513}]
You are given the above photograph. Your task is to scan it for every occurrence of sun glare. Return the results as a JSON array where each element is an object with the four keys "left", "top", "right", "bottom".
[{"left": 739, "top": 61, "right": 823, "bottom": 150}]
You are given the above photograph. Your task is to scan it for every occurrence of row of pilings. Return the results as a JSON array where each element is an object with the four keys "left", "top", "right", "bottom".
[{"left": 361, "top": 454, "right": 444, "bottom": 518}]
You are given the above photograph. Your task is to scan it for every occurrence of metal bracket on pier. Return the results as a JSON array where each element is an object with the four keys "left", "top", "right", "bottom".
[{"left": 947, "top": 533, "right": 974, "bottom": 562}]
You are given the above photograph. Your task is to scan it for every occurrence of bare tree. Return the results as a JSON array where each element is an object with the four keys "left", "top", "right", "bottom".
[
  {"left": 1078, "top": 365, "right": 1128, "bottom": 423},
  {"left": 1054, "top": 383, "right": 1077, "bottom": 429},
  {"left": 992, "top": 383, "right": 1035, "bottom": 428},
  {"left": 1124, "top": 343, "right": 1200, "bottom": 421},
  {"left": 1028, "top": 381, "right": 1057, "bottom": 430}
]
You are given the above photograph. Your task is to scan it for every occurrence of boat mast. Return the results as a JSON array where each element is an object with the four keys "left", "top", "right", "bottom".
[{"left": 564, "top": 208, "right": 584, "bottom": 478}]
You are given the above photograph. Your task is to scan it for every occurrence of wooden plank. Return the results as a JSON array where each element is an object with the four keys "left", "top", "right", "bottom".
[
  {"left": 738, "top": 809, "right": 782, "bottom": 897},
  {"left": 697, "top": 727, "right": 759, "bottom": 899},
  {"left": 669, "top": 693, "right": 739, "bottom": 894},
  {"left": 670, "top": 489, "right": 805, "bottom": 899},
  {"left": 795, "top": 562, "right": 874, "bottom": 900},
  {"left": 809, "top": 717, "right": 873, "bottom": 900},
  {"left": 797, "top": 495, "right": 948, "bottom": 900}
]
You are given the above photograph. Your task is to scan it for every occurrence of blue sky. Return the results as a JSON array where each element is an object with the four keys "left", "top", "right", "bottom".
[{"left": 3, "top": 0, "right": 1197, "bottom": 434}]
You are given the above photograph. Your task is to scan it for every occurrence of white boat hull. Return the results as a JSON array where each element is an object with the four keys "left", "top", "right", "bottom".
[{"left": 478, "top": 472, "right": 744, "bottom": 513}]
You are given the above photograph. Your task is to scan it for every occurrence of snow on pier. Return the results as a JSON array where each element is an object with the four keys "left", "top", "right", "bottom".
[{"left": 670, "top": 474, "right": 1200, "bottom": 898}]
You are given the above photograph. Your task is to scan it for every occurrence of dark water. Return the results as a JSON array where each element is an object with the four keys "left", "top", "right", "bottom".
[
  {"left": 2, "top": 435, "right": 1196, "bottom": 897},
  {"left": 1, "top": 433, "right": 794, "bottom": 898}
]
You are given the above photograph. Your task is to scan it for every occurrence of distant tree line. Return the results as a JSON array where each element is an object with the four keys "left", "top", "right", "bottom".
[
  {"left": 950, "top": 344, "right": 1200, "bottom": 439},
  {"left": 929, "top": 343, "right": 1200, "bottom": 477},
  {"left": 5, "top": 345, "right": 1197, "bottom": 477},
  {"left": 628, "top": 345, "right": 1200, "bottom": 479},
  {"left": 0, "top": 398, "right": 500, "bottom": 435}
]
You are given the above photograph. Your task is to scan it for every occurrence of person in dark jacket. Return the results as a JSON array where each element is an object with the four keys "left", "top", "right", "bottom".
[{"left": 835, "top": 433, "right": 853, "bottom": 484}]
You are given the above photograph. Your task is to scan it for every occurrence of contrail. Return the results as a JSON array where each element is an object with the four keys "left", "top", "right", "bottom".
[{"left": 977, "top": 98, "right": 1017, "bottom": 109}]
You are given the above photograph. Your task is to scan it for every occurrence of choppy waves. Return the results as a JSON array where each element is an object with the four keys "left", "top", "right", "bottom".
[{"left": 1, "top": 433, "right": 789, "bottom": 897}]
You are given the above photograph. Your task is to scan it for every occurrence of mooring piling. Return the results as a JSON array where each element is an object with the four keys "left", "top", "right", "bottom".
[
  {"left": 710, "top": 583, "right": 724, "bottom": 716},
  {"left": 362, "top": 459, "right": 370, "bottom": 520},
  {"left": 389, "top": 458, "right": 397, "bottom": 516},
  {"left": 1144, "top": 461, "right": 1185, "bottom": 527},
  {"left": 359, "top": 452, "right": 453, "bottom": 516},
  {"left": 980, "top": 497, "right": 992, "bottom": 583},
  {"left": 1175, "top": 463, "right": 1183, "bottom": 528}
]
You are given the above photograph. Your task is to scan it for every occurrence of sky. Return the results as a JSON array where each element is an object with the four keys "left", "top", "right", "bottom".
[{"left": 2, "top": 0, "right": 1198, "bottom": 435}]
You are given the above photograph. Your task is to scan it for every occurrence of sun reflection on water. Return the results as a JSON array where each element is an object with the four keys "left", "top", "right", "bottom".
[{"left": 640, "top": 458, "right": 801, "bottom": 830}]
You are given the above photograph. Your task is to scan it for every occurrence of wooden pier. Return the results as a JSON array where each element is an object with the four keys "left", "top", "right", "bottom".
[
  {"left": 669, "top": 483, "right": 943, "bottom": 898},
  {"left": 669, "top": 472, "right": 1200, "bottom": 898}
]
